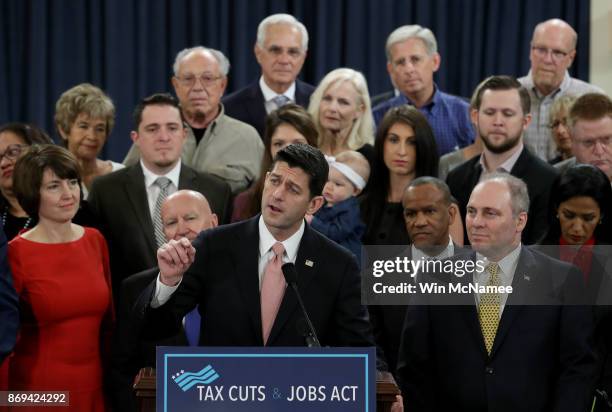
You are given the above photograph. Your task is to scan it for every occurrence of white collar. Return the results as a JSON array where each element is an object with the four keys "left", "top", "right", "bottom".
[
  {"left": 141, "top": 159, "right": 181, "bottom": 189},
  {"left": 411, "top": 236, "right": 454, "bottom": 261},
  {"left": 476, "top": 242, "right": 522, "bottom": 277},
  {"left": 258, "top": 215, "right": 304, "bottom": 262},
  {"left": 480, "top": 143, "right": 524, "bottom": 174},
  {"left": 259, "top": 76, "right": 296, "bottom": 103}
]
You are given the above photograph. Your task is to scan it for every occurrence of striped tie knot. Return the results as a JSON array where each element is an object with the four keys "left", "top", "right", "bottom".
[{"left": 153, "top": 177, "right": 172, "bottom": 247}]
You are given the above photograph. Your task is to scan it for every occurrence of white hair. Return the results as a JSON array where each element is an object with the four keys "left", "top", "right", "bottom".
[
  {"left": 256, "top": 13, "right": 309, "bottom": 51},
  {"left": 172, "top": 46, "right": 231, "bottom": 77},
  {"left": 385, "top": 25, "right": 438, "bottom": 61},
  {"left": 308, "top": 68, "right": 374, "bottom": 150}
]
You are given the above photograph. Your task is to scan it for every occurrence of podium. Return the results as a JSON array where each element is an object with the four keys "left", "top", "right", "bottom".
[{"left": 134, "top": 367, "right": 400, "bottom": 411}]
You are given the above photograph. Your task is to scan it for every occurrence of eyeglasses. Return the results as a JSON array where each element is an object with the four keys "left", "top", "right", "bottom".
[
  {"left": 549, "top": 119, "right": 567, "bottom": 130},
  {"left": 531, "top": 45, "right": 572, "bottom": 62},
  {"left": 175, "top": 74, "right": 223, "bottom": 88},
  {"left": 576, "top": 136, "right": 612, "bottom": 150},
  {"left": 0, "top": 144, "right": 25, "bottom": 163}
]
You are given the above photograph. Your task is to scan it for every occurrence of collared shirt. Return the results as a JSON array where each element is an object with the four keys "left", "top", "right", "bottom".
[
  {"left": 257, "top": 216, "right": 304, "bottom": 288},
  {"left": 411, "top": 236, "right": 454, "bottom": 262},
  {"left": 478, "top": 143, "right": 524, "bottom": 178},
  {"left": 140, "top": 159, "right": 181, "bottom": 219},
  {"left": 152, "top": 216, "right": 306, "bottom": 306},
  {"left": 473, "top": 243, "right": 522, "bottom": 316},
  {"left": 123, "top": 104, "right": 264, "bottom": 194},
  {"left": 519, "top": 71, "right": 603, "bottom": 161},
  {"left": 260, "top": 76, "right": 296, "bottom": 114},
  {"left": 372, "top": 85, "right": 475, "bottom": 155}
]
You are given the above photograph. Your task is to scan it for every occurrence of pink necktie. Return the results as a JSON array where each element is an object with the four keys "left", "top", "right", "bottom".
[{"left": 261, "top": 242, "right": 286, "bottom": 345}]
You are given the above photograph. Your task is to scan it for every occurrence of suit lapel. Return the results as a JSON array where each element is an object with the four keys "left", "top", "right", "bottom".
[
  {"left": 247, "top": 83, "right": 267, "bottom": 135},
  {"left": 267, "top": 223, "right": 319, "bottom": 345},
  {"left": 295, "top": 80, "right": 310, "bottom": 107},
  {"left": 233, "top": 217, "right": 264, "bottom": 343},
  {"left": 123, "top": 164, "right": 157, "bottom": 255},
  {"left": 455, "top": 257, "right": 489, "bottom": 358},
  {"left": 178, "top": 164, "right": 195, "bottom": 190},
  {"left": 489, "top": 247, "right": 531, "bottom": 357}
]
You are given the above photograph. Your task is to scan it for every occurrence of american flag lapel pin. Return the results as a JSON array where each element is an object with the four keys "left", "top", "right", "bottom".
[{"left": 305, "top": 260, "right": 314, "bottom": 267}]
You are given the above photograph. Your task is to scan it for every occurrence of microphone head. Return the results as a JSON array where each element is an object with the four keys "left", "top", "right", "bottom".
[{"left": 281, "top": 262, "right": 298, "bottom": 285}]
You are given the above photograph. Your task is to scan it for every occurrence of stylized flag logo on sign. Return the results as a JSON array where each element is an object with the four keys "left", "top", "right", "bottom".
[{"left": 173, "top": 365, "right": 220, "bottom": 392}]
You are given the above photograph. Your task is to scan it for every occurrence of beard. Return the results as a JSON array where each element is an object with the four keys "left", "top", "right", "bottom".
[{"left": 481, "top": 130, "right": 522, "bottom": 154}]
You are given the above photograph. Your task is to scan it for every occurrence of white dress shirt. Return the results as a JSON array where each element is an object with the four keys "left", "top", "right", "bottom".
[
  {"left": 152, "top": 216, "right": 306, "bottom": 306},
  {"left": 260, "top": 76, "right": 296, "bottom": 114},
  {"left": 473, "top": 243, "right": 522, "bottom": 316},
  {"left": 140, "top": 159, "right": 181, "bottom": 220}
]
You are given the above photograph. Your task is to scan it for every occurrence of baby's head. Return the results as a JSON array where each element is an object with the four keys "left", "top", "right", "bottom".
[{"left": 323, "top": 151, "right": 370, "bottom": 207}]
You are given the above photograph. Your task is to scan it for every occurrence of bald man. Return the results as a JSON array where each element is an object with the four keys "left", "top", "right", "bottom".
[
  {"left": 110, "top": 190, "right": 218, "bottom": 411},
  {"left": 519, "top": 18, "right": 603, "bottom": 161}
]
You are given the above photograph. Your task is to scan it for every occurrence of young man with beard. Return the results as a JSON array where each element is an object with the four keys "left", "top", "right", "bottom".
[{"left": 446, "top": 76, "right": 558, "bottom": 244}]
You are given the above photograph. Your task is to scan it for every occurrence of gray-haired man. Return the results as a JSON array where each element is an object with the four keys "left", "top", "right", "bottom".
[
  {"left": 124, "top": 46, "right": 264, "bottom": 193},
  {"left": 372, "top": 24, "right": 474, "bottom": 155}
]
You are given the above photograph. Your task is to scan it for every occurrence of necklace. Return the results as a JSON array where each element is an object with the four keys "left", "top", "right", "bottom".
[{"left": 2, "top": 205, "right": 32, "bottom": 229}]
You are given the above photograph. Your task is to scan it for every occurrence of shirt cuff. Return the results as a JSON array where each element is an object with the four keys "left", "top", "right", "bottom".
[{"left": 151, "top": 273, "right": 181, "bottom": 308}]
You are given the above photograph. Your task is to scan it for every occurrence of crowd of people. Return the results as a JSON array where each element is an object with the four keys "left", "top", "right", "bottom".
[{"left": 1, "top": 12, "right": 612, "bottom": 412}]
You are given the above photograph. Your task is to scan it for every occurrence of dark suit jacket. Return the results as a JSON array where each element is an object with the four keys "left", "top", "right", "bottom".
[
  {"left": 0, "top": 227, "right": 17, "bottom": 363},
  {"left": 446, "top": 147, "right": 558, "bottom": 244},
  {"left": 88, "top": 162, "right": 231, "bottom": 301},
  {"left": 141, "top": 216, "right": 374, "bottom": 348},
  {"left": 109, "top": 267, "right": 188, "bottom": 412},
  {"left": 369, "top": 244, "right": 464, "bottom": 376},
  {"left": 222, "top": 79, "right": 315, "bottom": 138},
  {"left": 397, "top": 247, "right": 597, "bottom": 412}
]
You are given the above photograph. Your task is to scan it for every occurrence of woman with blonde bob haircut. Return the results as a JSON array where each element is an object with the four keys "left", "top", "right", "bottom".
[
  {"left": 308, "top": 68, "right": 375, "bottom": 163},
  {"left": 55, "top": 83, "right": 123, "bottom": 198}
]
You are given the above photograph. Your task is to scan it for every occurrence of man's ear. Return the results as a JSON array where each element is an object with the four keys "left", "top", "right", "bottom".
[
  {"left": 306, "top": 195, "right": 325, "bottom": 216},
  {"left": 516, "top": 211, "right": 528, "bottom": 233},
  {"left": 210, "top": 213, "right": 219, "bottom": 228},
  {"left": 130, "top": 130, "right": 139, "bottom": 144}
]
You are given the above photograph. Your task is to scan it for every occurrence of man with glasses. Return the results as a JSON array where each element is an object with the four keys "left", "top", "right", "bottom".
[
  {"left": 519, "top": 19, "right": 603, "bottom": 161},
  {"left": 222, "top": 13, "right": 315, "bottom": 138},
  {"left": 124, "top": 47, "right": 264, "bottom": 194},
  {"left": 555, "top": 93, "right": 612, "bottom": 183}
]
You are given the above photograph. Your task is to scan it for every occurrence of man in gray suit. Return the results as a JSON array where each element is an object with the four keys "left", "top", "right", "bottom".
[{"left": 89, "top": 93, "right": 231, "bottom": 302}]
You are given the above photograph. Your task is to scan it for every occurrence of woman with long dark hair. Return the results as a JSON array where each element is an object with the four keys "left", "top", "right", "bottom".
[{"left": 360, "top": 105, "right": 439, "bottom": 245}]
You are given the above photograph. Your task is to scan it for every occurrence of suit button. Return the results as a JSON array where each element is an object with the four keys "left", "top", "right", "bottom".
[{"left": 485, "top": 367, "right": 494, "bottom": 375}]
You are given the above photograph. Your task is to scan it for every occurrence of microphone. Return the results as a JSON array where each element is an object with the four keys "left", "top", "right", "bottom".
[{"left": 281, "top": 263, "right": 321, "bottom": 347}]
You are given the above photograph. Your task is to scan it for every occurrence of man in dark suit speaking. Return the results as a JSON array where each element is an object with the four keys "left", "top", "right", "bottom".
[
  {"left": 397, "top": 174, "right": 597, "bottom": 411},
  {"left": 142, "top": 144, "right": 374, "bottom": 349}
]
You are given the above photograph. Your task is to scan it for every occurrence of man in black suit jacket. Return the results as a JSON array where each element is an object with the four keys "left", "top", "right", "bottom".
[
  {"left": 222, "top": 13, "right": 315, "bottom": 138},
  {"left": 89, "top": 94, "right": 231, "bottom": 302},
  {"left": 0, "top": 226, "right": 17, "bottom": 363},
  {"left": 369, "top": 177, "right": 458, "bottom": 376},
  {"left": 397, "top": 174, "right": 597, "bottom": 411},
  {"left": 141, "top": 144, "right": 374, "bottom": 350},
  {"left": 447, "top": 76, "right": 558, "bottom": 244},
  {"left": 110, "top": 190, "right": 217, "bottom": 412}
]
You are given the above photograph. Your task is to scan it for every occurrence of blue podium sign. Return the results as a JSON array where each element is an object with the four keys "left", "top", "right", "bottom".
[{"left": 156, "top": 346, "right": 376, "bottom": 411}]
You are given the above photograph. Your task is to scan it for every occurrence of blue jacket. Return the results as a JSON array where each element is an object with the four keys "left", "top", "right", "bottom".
[
  {"left": 310, "top": 197, "right": 365, "bottom": 265},
  {"left": 0, "top": 226, "right": 18, "bottom": 363}
]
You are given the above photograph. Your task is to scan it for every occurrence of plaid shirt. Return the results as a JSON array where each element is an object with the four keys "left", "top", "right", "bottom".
[
  {"left": 519, "top": 71, "right": 603, "bottom": 161},
  {"left": 372, "top": 85, "right": 474, "bottom": 156}
]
